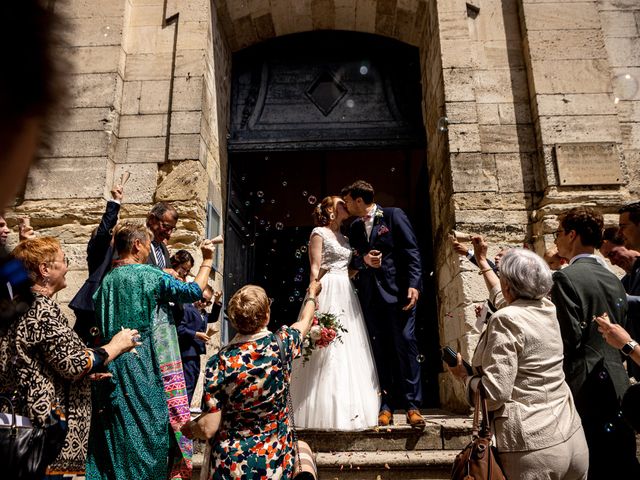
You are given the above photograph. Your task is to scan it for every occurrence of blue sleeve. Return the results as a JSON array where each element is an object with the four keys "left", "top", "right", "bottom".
[
  {"left": 176, "top": 305, "right": 197, "bottom": 339},
  {"left": 158, "top": 274, "right": 203, "bottom": 304},
  {"left": 392, "top": 209, "right": 423, "bottom": 291}
]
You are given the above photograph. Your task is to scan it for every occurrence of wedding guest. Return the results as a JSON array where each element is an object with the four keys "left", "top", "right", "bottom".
[
  {"left": 543, "top": 245, "right": 566, "bottom": 271},
  {"left": 448, "top": 248, "right": 588, "bottom": 480},
  {"left": 183, "top": 280, "right": 322, "bottom": 479},
  {"left": 0, "top": 216, "right": 9, "bottom": 247},
  {"left": 69, "top": 183, "right": 125, "bottom": 346},
  {"left": 147, "top": 202, "right": 179, "bottom": 273},
  {"left": 86, "top": 222, "right": 216, "bottom": 480},
  {"left": 0, "top": 237, "right": 139, "bottom": 478},
  {"left": 171, "top": 249, "right": 195, "bottom": 281},
  {"left": 177, "top": 285, "right": 222, "bottom": 404},
  {"left": 552, "top": 206, "right": 640, "bottom": 478}
]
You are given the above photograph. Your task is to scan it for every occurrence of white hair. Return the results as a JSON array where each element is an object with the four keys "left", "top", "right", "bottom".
[{"left": 500, "top": 248, "right": 553, "bottom": 300}]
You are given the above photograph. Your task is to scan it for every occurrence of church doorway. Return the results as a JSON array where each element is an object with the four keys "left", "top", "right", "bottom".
[{"left": 223, "top": 31, "right": 440, "bottom": 406}]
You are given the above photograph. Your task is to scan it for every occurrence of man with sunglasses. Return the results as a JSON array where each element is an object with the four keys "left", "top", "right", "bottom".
[
  {"left": 177, "top": 285, "right": 222, "bottom": 404},
  {"left": 146, "top": 202, "right": 179, "bottom": 270}
]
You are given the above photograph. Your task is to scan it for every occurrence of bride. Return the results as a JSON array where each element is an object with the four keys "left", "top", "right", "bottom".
[{"left": 291, "top": 195, "right": 380, "bottom": 430}]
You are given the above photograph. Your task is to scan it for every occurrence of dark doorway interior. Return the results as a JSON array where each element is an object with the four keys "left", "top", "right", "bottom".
[{"left": 225, "top": 150, "right": 441, "bottom": 407}]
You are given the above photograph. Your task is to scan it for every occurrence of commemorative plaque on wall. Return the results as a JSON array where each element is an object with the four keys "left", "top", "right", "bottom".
[{"left": 555, "top": 143, "right": 623, "bottom": 186}]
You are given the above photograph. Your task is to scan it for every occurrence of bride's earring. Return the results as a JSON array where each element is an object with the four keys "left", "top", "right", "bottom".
[{"left": 329, "top": 213, "right": 335, "bottom": 220}]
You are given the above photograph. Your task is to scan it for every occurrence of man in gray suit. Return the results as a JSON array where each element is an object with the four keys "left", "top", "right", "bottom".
[
  {"left": 552, "top": 206, "right": 639, "bottom": 478},
  {"left": 146, "top": 202, "right": 178, "bottom": 272}
]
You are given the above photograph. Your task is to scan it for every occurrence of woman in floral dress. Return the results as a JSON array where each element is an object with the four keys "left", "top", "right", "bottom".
[{"left": 185, "top": 280, "right": 321, "bottom": 479}]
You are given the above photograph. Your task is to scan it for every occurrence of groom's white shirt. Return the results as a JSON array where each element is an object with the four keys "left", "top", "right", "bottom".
[{"left": 364, "top": 204, "right": 377, "bottom": 240}]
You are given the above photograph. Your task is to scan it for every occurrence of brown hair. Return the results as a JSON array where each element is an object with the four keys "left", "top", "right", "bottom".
[
  {"left": 227, "top": 285, "right": 269, "bottom": 334},
  {"left": 341, "top": 180, "right": 374, "bottom": 204},
  {"left": 12, "top": 236, "right": 60, "bottom": 281},
  {"left": 313, "top": 196, "right": 341, "bottom": 227},
  {"left": 559, "top": 206, "right": 604, "bottom": 248}
]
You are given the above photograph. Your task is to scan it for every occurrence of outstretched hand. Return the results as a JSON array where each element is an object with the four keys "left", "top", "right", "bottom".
[
  {"left": 471, "top": 236, "right": 488, "bottom": 263},
  {"left": 595, "top": 312, "right": 631, "bottom": 350},
  {"left": 446, "top": 353, "right": 469, "bottom": 381}
]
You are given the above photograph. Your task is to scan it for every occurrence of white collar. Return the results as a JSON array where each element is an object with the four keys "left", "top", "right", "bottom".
[{"left": 569, "top": 253, "right": 609, "bottom": 269}]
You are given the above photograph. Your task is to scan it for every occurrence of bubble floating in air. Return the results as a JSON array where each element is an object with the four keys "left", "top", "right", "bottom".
[
  {"left": 256, "top": 191, "right": 264, "bottom": 198},
  {"left": 300, "top": 246, "right": 308, "bottom": 253},
  {"left": 308, "top": 195, "right": 317, "bottom": 204},
  {"left": 346, "top": 99, "right": 355, "bottom": 108},
  {"left": 295, "top": 250, "right": 302, "bottom": 259},
  {"left": 302, "top": 191, "right": 308, "bottom": 197},
  {"left": 282, "top": 181, "right": 288, "bottom": 187},
  {"left": 612, "top": 73, "right": 639, "bottom": 104},
  {"left": 416, "top": 354, "right": 426, "bottom": 363},
  {"left": 359, "top": 65, "right": 368, "bottom": 75},
  {"left": 275, "top": 222, "right": 284, "bottom": 230}
]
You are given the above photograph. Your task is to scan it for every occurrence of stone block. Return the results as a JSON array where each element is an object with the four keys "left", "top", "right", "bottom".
[
  {"left": 600, "top": 10, "right": 639, "bottom": 37},
  {"left": 537, "top": 93, "right": 617, "bottom": 116},
  {"left": 58, "top": 1, "right": 125, "bottom": 19},
  {"left": 355, "top": 0, "right": 377, "bottom": 33},
  {"left": 123, "top": 26, "right": 164, "bottom": 54},
  {"left": 452, "top": 192, "right": 532, "bottom": 210},
  {"left": 60, "top": 108, "right": 114, "bottom": 132},
  {"left": 173, "top": 77, "right": 204, "bottom": 111},
  {"left": 447, "top": 123, "right": 481, "bottom": 153},
  {"left": 530, "top": 59, "right": 612, "bottom": 94},
  {"left": 522, "top": 2, "right": 600, "bottom": 31},
  {"left": 138, "top": 80, "right": 170, "bottom": 113},
  {"left": 474, "top": 69, "right": 530, "bottom": 104},
  {"left": 476, "top": 7, "right": 521, "bottom": 42},
  {"left": 604, "top": 37, "right": 640, "bottom": 68},
  {"left": 126, "top": 4, "right": 164, "bottom": 27},
  {"left": 67, "top": 17, "right": 124, "bottom": 47},
  {"left": 123, "top": 52, "right": 173, "bottom": 80},
  {"left": 443, "top": 68, "right": 476, "bottom": 102},
  {"left": 498, "top": 103, "right": 532, "bottom": 124},
  {"left": 25, "top": 157, "right": 108, "bottom": 200},
  {"left": 538, "top": 114, "right": 622, "bottom": 144},
  {"left": 494, "top": 153, "right": 537, "bottom": 192},
  {"left": 253, "top": 13, "right": 277, "bottom": 41},
  {"left": 622, "top": 123, "right": 640, "bottom": 149},
  {"left": 121, "top": 80, "right": 142, "bottom": 115},
  {"left": 438, "top": 10, "right": 469, "bottom": 41},
  {"left": 47, "top": 131, "right": 112, "bottom": 158},
  {"left": 171, "top": 111, "right": 202, "bottom": 135},
  {"left": 169, "top": 134, "right": 201, "bottom": 160},
  {"left": 110, "top": 163, "right": 157, "bottom": 204},
  {"left": 445, "top": 102, "right": 478, "bottom": 124},
  {"left": 528, "top": 29, "right": 607, "bottom": 61},
  {"left": 69, "top": 73, "right": 118, "bottom": 108},
  {"left": 175, "top": 50, "right": 207, "bottom": 77},
  {"left": 176, "top": 21, "right": 209, "bottom": 51},
  {"left": 68, "top": 46, "right": 121, "bottom": 74},
  {"left": 118, "top": 137, "right": 167, "bottom": 164},
  {"left": 479, "top": 124, "right": 536, "bottom": 153},
  {"left": 598, "top": 0, "right": 640, "bottom": 10},
  {"left": 441, "top": 39, "right": 477, "bottom": 69},
  {"left": 334, "top": 0, "right": 357, "bottom": 30},
  {"left": 476, "top": 104, "right": 500, "bottom": 124},
  {"left": 450, "top": 152, "right": 498, "bottom": 192},
  {"left": 156, "top": 160, "right": 208, "bottom": 202},
  {"left": 476, "top": 41, "right": 525, "bottom": 69},
  {"left": 119, "top": 114, "right": 166, "bottom": 138},
  {"left": 616, "top": 100, "right": 640, "bottom": 122}
]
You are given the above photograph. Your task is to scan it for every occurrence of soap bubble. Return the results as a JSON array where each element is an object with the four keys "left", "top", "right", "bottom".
[
  {"left": 346, "top": 99, "right": 355, "bottom": 108},
  {"left": 256, "top": 191, "right": 264, "bottom": 198},
  {"left": 270, "top": 199, "right": 276, "bottom": 204},
  {"left": 289, "top": 296, "right": 295, "bottom": 302},
  {"left": 390, "top": 167, "right": 396, "bottom": 172},
  {"left": 302, "top": 191, "right": 308, "bottom": 197},
  {"left": 598, "top": 370, "right": 608, "bottom": 381},
  {"left": 282, "top": 181, "right": 288, "bottom": 187},
  {"left": 240, "top": 176, "right": 246, "bottom": 181},
  {"left": 265, "top": 156, "right": 270, "bottom": 161},
  {"left": 275, "top": 222, "right": 284, "bottom": 230},
  {"left": 308, "top": 195, "right": 317, "bottom": 204},
  {"left": 294, "top": 274, "right": 303, "bottom": 282},
  {"left": 260, "top": 199, "right": 265, "bottom": 204},
  {"left": 298, "top": 268, "right": 304, "bottom": 273},
  {"left": 616, "top": 297, "right": 624, "bottom": 309},
  {"left": 259, "top": 219, "right": 265, "bottom": 226},
  {"left": 579, "top": 321, "right": 587, "bottom": 329},
  {"left": 612, "top": 73, "right": 639, "bottom": 104},
  {"left": 604, "top": 422, "right": 615, "bottom": 433},
  {"left": 359, "top": 65, "right": 368, "bottom": 75},
  {"left": 227, "top": 272, "right": 233, "bottom": 278},
  {"left": 416, "top": 354, "right": 426, "bottom": 363},
  {"left": 295, "top": 250, "right": 302, "bottom": 259},
  {"left": 300, "top": 246, "right": 308, "bottom": 253},
  {"left": 244, "top": 201, "right": 250, "bottom": 206},
  {"left": 234, "top": 209, "right": 239, "bottom": 214}
]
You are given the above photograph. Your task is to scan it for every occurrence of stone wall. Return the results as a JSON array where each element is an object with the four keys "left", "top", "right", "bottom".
[{"left": 5, "top": 0, "right": 640, "bottom": 410}]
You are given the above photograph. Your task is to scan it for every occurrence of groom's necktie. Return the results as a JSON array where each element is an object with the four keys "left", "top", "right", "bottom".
[{"left": 153, "top": 241, "right": 166, "bottom": 269}]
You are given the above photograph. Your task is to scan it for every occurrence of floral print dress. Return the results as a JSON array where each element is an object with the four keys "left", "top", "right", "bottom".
[{"left": 204, "top": 326, "right": 302, "bottom": 480}]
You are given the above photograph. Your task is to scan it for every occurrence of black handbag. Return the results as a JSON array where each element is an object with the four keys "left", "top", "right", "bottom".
[{"left": 0, "top": 394, "right": 68, "bottom": 480}]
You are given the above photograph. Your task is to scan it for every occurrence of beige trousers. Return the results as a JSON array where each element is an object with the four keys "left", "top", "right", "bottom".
[{"left": 498, "top": 426, "right": 589, "bottom": 480}]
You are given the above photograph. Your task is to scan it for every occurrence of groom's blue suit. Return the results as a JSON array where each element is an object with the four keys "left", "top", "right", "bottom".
[{"left": 349, "top": 205, "right": 423, "bottom": 411}]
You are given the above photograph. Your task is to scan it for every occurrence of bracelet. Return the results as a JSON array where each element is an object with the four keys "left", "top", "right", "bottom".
[
  {"left": 200, "top": 264, "right": 212, "bottom": 269},
  {"left": 304, "top": 297, "right": 317, "bottom": 307},
  {"left": 478, "top": 268, "right": 492, "bottom": 275}
]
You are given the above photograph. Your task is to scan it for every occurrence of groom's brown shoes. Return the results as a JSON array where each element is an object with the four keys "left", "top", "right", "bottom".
[
  {"left": 378, "top": 410, "right": 393, "bottom": 426},
  {"left": 407, "top": 409, "right": 425, "bottom": 428}
]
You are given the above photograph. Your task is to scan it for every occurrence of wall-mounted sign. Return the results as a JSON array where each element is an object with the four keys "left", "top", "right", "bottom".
[{"left": 555, "top": 143, "right": 623, "bottom": 186}]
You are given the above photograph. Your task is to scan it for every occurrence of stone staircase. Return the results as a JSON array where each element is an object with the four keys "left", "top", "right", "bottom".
[{"left": 193, "top": 410, "right": 473, "bottom": 480}]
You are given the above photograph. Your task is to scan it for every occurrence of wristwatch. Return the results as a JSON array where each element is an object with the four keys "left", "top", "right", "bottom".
[{"left": 621, "top": 340, "right": 639, "bottom": 356}]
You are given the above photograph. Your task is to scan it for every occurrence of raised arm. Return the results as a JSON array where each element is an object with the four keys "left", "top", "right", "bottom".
[
  {"left": 308, "top": 232, "right": 323, "bottom": 283},
  {"left": 291, "top": 280, "right": 322, "bottom": 337}
]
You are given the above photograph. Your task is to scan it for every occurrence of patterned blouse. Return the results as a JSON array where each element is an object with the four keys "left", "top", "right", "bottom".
[
  {"left": 204, "top": 326, "right": 302, "bottom": 480},
  {"left": 0, "top": 293, "right": 93, "bottom": 474}
]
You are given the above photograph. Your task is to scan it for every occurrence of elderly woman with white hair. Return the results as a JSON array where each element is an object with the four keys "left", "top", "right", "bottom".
[{"left": 448, "top": 248, "right": 589, "bottom": 480}]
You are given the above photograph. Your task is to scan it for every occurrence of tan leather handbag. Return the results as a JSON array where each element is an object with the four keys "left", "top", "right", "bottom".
[{"left": 451, "top": 384, "right": 507, "bottom": 480}]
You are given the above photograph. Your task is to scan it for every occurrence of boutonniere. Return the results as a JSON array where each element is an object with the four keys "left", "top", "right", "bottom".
[
  {"left": 374, "top": 209, "right": 384, "bottom": 219},
  {"left": 377, "top": 224, "right": 389, "bottom": 235}
]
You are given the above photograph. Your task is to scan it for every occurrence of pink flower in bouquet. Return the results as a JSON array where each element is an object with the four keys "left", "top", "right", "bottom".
[
  {"left": 302, "top": 311, "right": 347, "bottom": 363},
  {"left": 320, "top": 328, "right": 337, "bottom": 345},
  {"left": 309, "top": 325, "right": 322, "bottom": 341}
]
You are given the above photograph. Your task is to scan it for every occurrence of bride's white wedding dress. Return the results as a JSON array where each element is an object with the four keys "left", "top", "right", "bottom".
[{"left": 291, "top": 226, "right": 380, "bottom": 430}]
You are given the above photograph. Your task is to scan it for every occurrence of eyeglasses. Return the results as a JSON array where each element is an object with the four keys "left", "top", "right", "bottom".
[
  {"left": 553, "top": 230, "right": 564, "bottom": 240},
  {"left": 201, "top": 300, "right": 212, "bottom": 306},
  {"left": 158, "top": 221, "right": 177, "bottom": 232}
]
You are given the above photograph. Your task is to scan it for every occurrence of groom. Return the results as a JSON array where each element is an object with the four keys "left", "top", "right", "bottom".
[{"left": 342, "top": 180, "right": 424, "bottom": 427}]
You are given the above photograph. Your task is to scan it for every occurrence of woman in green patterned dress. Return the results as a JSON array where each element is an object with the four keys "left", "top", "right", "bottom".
[
  {"left": 86, "top": 222, "right": 217, "bottom": 480},
  {"left": 183, "top": 281, "right": 322, "bottom": 479}
]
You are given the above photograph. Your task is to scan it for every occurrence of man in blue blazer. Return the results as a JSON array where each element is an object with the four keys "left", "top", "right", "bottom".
[
  {"left": 177, "top": 285, "right": 222, "bottom": 403},
  {"left": 342, "top": 180, "right": 424, "bottom": 427}
]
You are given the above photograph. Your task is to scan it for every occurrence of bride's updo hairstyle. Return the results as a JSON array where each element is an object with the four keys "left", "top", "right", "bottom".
[
  {"left": 313, "top": 196, "right": 340, "bottom": 227},
  {"left": 227, "top": 284, "right": 270, "bottom": 334}
]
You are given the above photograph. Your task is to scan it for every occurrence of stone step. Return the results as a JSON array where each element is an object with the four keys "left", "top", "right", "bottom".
[
  {"left": 193, "top": 450, "right": 457, "bottom": 480},
  {"left": 298, "top": 410, "right": 473, "bottom": 452}
]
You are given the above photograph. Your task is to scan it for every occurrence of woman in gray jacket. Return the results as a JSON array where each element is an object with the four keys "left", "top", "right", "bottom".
[{"left": 448, "top": 248, "right": 588, "bottom": 480}]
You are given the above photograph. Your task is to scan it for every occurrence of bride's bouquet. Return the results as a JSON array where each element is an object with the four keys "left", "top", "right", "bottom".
[{"left": 302, "top": 311, "right": 347, "bottom": 363}]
